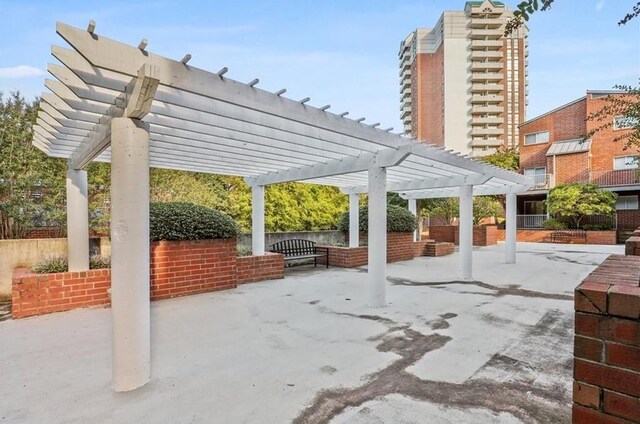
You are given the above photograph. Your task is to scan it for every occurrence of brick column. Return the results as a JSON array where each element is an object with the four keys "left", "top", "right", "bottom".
[{"left": 573, "top": 254, "right": 640, "bottom": 423}]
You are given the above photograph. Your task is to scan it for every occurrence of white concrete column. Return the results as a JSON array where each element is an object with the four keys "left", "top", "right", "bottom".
[
  {"left": 368, "top": 166, "right": 387, "bottom": 307},
  {"left": 252, "top": 185, "right": 265, "bottom": 255},
  {"left": 408, "top": 198, "right": 418, "bottom": 242},
  {"left": 459, "top": 185, "right": 473, "bottom": 280},
  {"left": 110, "top": 117, "right": 150, "bottom": 392},
  {"left": 349, "top": 193, "right": 359, "bottom": 247},
  {"left": 66, "top": 168, "right": 89, "bottom": 271},
  {"left": 505, "top": 192, "right": 517, "bottom": 264}
]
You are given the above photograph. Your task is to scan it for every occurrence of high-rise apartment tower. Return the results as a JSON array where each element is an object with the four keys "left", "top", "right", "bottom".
[{"left": 399, "top": 0, "right": 528, "bottom": 157}]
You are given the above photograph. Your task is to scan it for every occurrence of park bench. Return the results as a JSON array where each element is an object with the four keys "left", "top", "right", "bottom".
[
  {"left": 550, "top": 230, "right": 587, "bottom": 244},
  {"left": 269, "top": 239, "right": 329, "bottom": 268}
]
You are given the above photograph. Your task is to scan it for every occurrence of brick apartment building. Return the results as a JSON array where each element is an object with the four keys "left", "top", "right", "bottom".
[{"left": 517, "top": 90, "right": 639, "bottom": 236}]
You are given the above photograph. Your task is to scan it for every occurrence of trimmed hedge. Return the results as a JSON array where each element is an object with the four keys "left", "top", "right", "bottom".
[
  {"left": 32, "top": 255, "right": 111, "bottom": 274},
  {"left": 150, "top": 202, "right": 239, "bottom": 241},
  {"left": 337, "top": 204, "right": 416, "bottom": 233}
]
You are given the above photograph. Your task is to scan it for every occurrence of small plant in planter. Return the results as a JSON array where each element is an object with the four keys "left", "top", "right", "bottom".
[{"left": 32, "top": 254, "right": 112, "bottom": 273}]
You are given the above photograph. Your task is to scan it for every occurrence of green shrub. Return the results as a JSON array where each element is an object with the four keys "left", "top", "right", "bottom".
[
  {"left": 336, "top": 205, "right": 416, "bottom": 233},
  {"left": 542, "top": 219, "right": 568, "bottom": 230},
  {"left": 32, "top": 256, "right": 68, "bottom": 274},
  {"left": 582, "top": 223, "right": 615, "bottom": 231},
  {"left": 237, "top": 247, "right": 252, "bottom": 257},
  {"left": 90, "top": 255, "right": 111, "bottom": 269},
  {"left": 149, "top": 202, "right": 239, "bottom": 241}
]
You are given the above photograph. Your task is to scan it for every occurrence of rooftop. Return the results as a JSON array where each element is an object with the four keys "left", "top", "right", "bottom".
[{"left": 0, "top": 242, "right": 621, "bottom": 423}]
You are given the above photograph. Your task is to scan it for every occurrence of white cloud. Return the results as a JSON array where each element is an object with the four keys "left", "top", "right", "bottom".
[
  {"left": 0, "top": 65, "right": 46, "bottom": 79},
  {"left": 596, "top": 0, "right": 605, "bottom": 11}
]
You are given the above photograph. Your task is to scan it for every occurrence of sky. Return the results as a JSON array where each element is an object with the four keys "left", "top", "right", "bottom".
[{"left": 0, "top": 0, "right": 638, "bottom": 131}]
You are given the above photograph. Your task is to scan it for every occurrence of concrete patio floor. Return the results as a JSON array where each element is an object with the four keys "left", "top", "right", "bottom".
[{"left": 0, "top": 242, "right": 623, "bottom": 424}]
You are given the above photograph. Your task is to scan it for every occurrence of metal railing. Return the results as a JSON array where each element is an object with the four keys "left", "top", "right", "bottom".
[
  {"left": 590, "top": 169, "right": 640, "bottom": 187},
  {"left": 516, "top": 214, "right": 617, "bottom": 229},
  {"left": 528, "top": 173, "right": 555, "bottom": 190},
  {"left": 517, "top": 214, "right": 547, "bottom": 229}
]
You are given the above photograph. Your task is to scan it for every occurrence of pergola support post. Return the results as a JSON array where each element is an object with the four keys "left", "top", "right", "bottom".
[
  {"left": 368, "top": 166, "right": 387, "bottom": 307},
  {"left": 349, "top": 193, "right": 359, "bottom": 247},
  {"left": 110, "top": 117, "right": 150, "bottom": 392},
  {"left": 252, "top": 185, "right": 265, "bottom": 255},
  {"left": 505, "top": 192, "right": 517, "bottom": 264},
  {"left": 66, "top": 167, "right": 89, "bottom": 271},
  {"left": 408, "top": 198, "right": 418, "bottom": 242},
  {"left": 459, "top": 185, "right": 473, "bottom": 280}
]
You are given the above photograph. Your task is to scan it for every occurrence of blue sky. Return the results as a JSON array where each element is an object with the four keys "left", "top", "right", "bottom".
[{"left": 0, "top": 0, "right": 638, "bottom": 130}]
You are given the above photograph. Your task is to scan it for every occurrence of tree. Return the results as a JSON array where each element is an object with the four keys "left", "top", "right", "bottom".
[
  {"left": 473, "top": 196, "right": 502, "bottom": 225},
  {"left": 421, "top": 196, "right": 502, "bottom": 226},
  {"left": 478, "top": 147, "right": 519, "bottom": 171},
  {"left": 0, "top": 92, "right": 67, "bottom": 239},
  {"left": 545, "top": 183, "right": 617, "bottom": 229}
]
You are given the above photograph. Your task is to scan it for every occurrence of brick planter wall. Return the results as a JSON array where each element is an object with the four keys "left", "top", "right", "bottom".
[
  {"left": 320, "top": 232, "right": 416, "bottom": 268},
  {"left": 317, "top": 246, "right": 368, "bottom": 268},
  {"left": 150, "top": 239, "right": 237, "bottom": 300},
  {"left": 413, "top": 239, "right": 435, "bottom": 257},
  {"left": 430, "top": 225, "right": 497, "bottom": 246},
  {"left": 585, "top": 231, "right": 617, "bottom": 246},
  {"left": 386, "top": 232, "right": 416, "bottom": 262},
  {"left": 424, "top": 242, "right": 454, "bottom": 257},
  {"left": 12, "top": 269, "right": 111, "bottom": 319},
  {"left": 573, "top": 254, "right": 640, "bottom": 423},
  {"left": 237, "top": 253, "right": 284, "bottom": 284},
  {"left": 12, "top": 238, "right": 286, "bottom": 319}
]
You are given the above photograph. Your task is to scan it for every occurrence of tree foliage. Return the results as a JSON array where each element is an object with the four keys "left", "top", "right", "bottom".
[
  {"left": 336, "top": 204, "right": 417, "bottom": 233},
  {"left": 0, "top": 92, "right": 67, "bottom": 239},
  {"left": 472, "top": 197, "right": 503, "bottom": 225},
  {"left": 149, "top": 202, "right": 239, "bottom": 241},
  {"left": 545, "top": 183, "right": 617, "bottom": 229},
  {"left": 478, "top": 147, "right": 519, "bottom": 171},
  {"left": 421, "top": 196, "right": 502, "bottom": 226}
]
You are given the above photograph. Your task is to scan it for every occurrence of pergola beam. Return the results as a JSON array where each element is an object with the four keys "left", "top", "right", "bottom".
[
  {"left": 341, "top": 173, "right": 492, "bottom": 194},
  {"left": 245, "top": 144, "right": 412, "bottom": 186},
  {"left": 400, "top": 182, "right": 534, "bottom": 199}
]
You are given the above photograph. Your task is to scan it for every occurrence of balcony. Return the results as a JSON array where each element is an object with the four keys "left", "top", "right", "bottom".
[
  {"left": 471, "top": 138, "right": 504, "bottom": 147},
  {"left": 400, "top": 106, "right": 411, "bottom": 118},
  {"left": 471, "top": 83, "right": 503, "bottom": 92},
  {"left": 470, "top": 40, "right": 503, "bottom": 49},
  {"left": 470, "top": 72, "right": 503, "bottom": 82},
  {"left": 471, "top": 94, "right": 504, "bottom": 103},
  {"left": 527, "top": 173, "right": 555, "bottom": 190},
  {"left": 516, "top": 214, "right": 617, "bottom": 229},
  {"left": 471, "top": 127, "right": 503, "bottom": 136},
  {"left": 469, "top": 29, "right": 503, "bottom": 39},
  {"left": 473, "top": 116, "right": 503, "bottom": 124},
  {"left": 471, "top": 61, "right": 503, "bottom": 71},
  {"left": 471, "top": 50, "right": 503, "bottom": 59},
  {"left": 472, "top": 105, "right": 503, "bottom": 114},
  {"left": 590, "top": 169, "right": 640, "bottom": 187},
  {"left": 468, "top": 18, "right": 503, "bottom": 28}
]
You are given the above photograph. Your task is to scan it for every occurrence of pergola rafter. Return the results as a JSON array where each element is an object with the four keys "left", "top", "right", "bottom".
[{"left": 32, "top": 21, "right": 533, "bottom": 393}]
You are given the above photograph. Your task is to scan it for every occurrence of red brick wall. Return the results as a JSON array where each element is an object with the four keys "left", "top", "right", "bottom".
[
  {"left": 386, "top": 232, "right": 416, "bottom": 262},
  {"left": 428, "top": 226, "right": 456, "bottom": 243},
  {"left": 318, "top": 246, "right": 368, "bottom": 268},
  {"left": 431, "top": 225, "right": 497, "bottom": 246},
  {"left": 424, "top": 242, "right": 454, "bottom": 257},
  {"left": 520, "top": 98, "right": 587, "bottom": 171},
  {"left": 586, "top": 94, "right": 639, "bottom": 173},
  {"left": 573, "top": 254, "right": 640, "bottom": 423},
  {"left": 413, "top": 239, "right": 435, "bottom": 256},
  {"left": 12, "top": 269, "right": 111, "bottom": 318},
  {"left": 12, "top": 238, "right": 286, "bottom": 319},
  {"left": 555, "top": 152, "right": 590, "bottom": 184},
  {"left": 150, "top": 239, "right": 237, "bottom": 301},
  {"left": 322, "top": 232, "right": 416, "bottom": 267},
  {"left": 237, "top": 253, "right": 284, "bottom": 284},
  {"left": 585, "top": 231, "right": 617, "bottom": 245},
  {"left": 414, "top": 47, "right": 444, "bottom": 145},
  {"left": 24, "top": 227, "right": 64, "bottom": 239},
  {"left": 618, "top": 209, "right": 640, "bottom": 230}
]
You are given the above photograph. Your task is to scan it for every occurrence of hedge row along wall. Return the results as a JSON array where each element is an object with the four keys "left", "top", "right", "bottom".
[
  {"left": 573, "top": 251, "right": 640, "bottom": 423},
  {"left": 12, "top": 239, "right": 284, "bottom": 319}
]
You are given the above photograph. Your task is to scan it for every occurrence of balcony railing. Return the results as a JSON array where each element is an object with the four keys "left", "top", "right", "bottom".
[
  {"left": 590, "top": 169, "right": 640, "bottom": 187},
  {"left": 528, "top": 173, "right": 555, "bottom": 190},
  {"left": 517, "top": 214, "right": 547, "bottom": 229},
  {"left": 516, "top": 214, "right": 617, "bottom": 229}
]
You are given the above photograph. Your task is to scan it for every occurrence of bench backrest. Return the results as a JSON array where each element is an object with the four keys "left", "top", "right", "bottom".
[{"left": 269, "top": 239, "right": 317, "bottom": 256}]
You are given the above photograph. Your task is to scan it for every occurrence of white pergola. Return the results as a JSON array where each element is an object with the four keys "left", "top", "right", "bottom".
[{"left": 34, "top": 22, "right": 533, "bottom": 392}]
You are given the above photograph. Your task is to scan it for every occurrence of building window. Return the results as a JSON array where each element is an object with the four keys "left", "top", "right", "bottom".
[
  {"left": 524, "top": 131, "right": 549, "bottom": 145},
  {"left": 524, "top": 167, "right": 547, "bottom": 188},
  {"left": 524, "top": 200, "right": 545, "bottom": 215},
  {"left": 616, "top": 195, "right": 639, "bottom": 210},
  {"left": 613, "top": 156, "right": 639, "bottom": 170},
  {"left": 613, "top": 116, "right": 638, "bottom": 130}
]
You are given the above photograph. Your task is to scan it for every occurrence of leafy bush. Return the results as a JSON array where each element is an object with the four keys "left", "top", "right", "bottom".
[
  {"left": 90, "top": 255, "right": 111, "bottom": 269},
  {"left": 237, "top": 247, "right": 252, "bottom": 257},
  {"left": 149, "top": 202, "right": 239, "bottom": 241},
  {"left": 542, "top": 219, "right": 568, "bottom": 230},
  {"left": 32, "top": 256, "right": 68, "bottom": 274},
  {"left": 336, "top": 205, "right": 416, "bottom": 233}
]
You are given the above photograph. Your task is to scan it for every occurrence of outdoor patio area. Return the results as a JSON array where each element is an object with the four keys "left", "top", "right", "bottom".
[{"left": 0, "top": 242, "right": 623, "bottom": 424}]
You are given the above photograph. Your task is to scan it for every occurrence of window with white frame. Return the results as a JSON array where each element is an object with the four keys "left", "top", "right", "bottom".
[
  {"left": 616, "top": 195, "right": 638, "bottom": 210},
  {"left": 613, "top": 156, "right": 639, "bottom": 170},
  {"left": 613, "top": 116, "right": 638, "bottom": 131},
  {"left": 524, "top": 131, "right": 549, "bottom": 145},
  {"left": 524, "top": 167, "right": 547, "bottom": 187}
]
